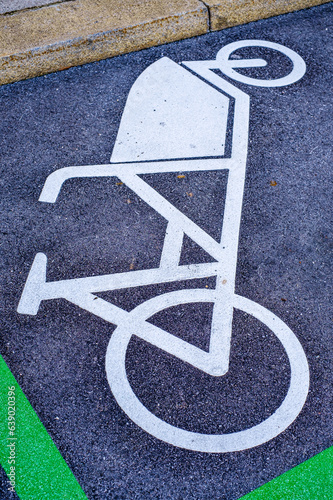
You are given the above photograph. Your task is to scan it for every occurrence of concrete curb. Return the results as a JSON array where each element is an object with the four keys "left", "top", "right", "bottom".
[{"left": 0, "top": 0, "right": 330, "bottom": 85}]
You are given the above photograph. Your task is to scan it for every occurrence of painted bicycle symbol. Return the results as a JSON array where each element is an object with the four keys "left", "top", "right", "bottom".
[{"left": 18, "top": 40, "right": 310, "bottom": 453}]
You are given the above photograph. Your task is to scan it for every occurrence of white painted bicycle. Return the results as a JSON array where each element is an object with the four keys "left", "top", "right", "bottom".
[{"left": 18, "top": 40, "right": 310, "bottom": 453}]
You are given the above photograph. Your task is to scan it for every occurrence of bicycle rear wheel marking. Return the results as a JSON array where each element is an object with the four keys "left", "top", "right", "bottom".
[{"left": 106, "top": 291, "right": 309, "bottom": 453}]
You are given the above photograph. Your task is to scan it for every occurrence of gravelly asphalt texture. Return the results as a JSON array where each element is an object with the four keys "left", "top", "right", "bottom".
[{"left": 0, "top": 3, "right": 332, "bottom": 499}]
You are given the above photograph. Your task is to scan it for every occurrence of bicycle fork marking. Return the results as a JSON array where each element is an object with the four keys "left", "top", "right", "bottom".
[{"left": 17, "top": 41, "right": 310, "bottom": 452}]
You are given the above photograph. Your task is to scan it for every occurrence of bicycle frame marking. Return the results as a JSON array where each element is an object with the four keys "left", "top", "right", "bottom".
[
  {"left": 17, "top": 41, "right": 310, "bottom": 452},
  {"left": 18, "top": 60, "right": 250, "bottom": 376}
]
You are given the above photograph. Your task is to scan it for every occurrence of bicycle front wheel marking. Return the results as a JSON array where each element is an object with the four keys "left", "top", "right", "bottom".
[{"left": 105, "top": 291, "right": 309, "bottom": 453}]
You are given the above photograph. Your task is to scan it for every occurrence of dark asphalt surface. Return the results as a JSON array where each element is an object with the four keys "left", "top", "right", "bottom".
[{"left": 1, "top": 3, "right": 332, "bottom": 499}]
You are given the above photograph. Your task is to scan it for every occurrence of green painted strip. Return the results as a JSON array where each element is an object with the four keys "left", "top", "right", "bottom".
[
  {"left": 240, "top": 445, "right": 333, "bottom": 499},
  {"left": 0, "top": 354, "right": 88, "bottom": 500},
  {"left": 2, "top": 351, "right": 332, "bottom": 500}
]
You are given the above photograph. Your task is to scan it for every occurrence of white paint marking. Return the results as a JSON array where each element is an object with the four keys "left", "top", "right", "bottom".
[
  {"left": 106, "top": 291, "right": 309, "bottom": 453},
  {"left": 17, "top": 253, "right": 219, "bottom": 315},
  {"left": 18, "top": 40, "right": 309, "bottom": 453},
  {"left": 159, "top": 222, "right": 183, "bottom": 269},
  {"left": 216, "top": 40, "right": 306, "bottom": 87},
  {"left": 110, "top": 58, "right": 230, "bottom": 162},
  {"left": 38, "top": 159, "right": 235, "bottom": 203}
]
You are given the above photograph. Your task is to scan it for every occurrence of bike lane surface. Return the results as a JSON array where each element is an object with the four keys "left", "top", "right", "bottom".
[{"left": 1, "top": 3, "right": 332, "bottom": 499}]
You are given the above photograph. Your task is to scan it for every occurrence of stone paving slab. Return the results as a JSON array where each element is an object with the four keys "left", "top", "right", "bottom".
[
  {"left": 0, "top": 0, "right": 208, "bottom": 85},
  {"left": 0, "top": 0, "right": 330, "bottom": 85},
  {"left": 0, "top": 0, "right": 68, "bottom": 15},
  {"left": 204, "top": 0, "right": 332, "bottom": 31}
]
